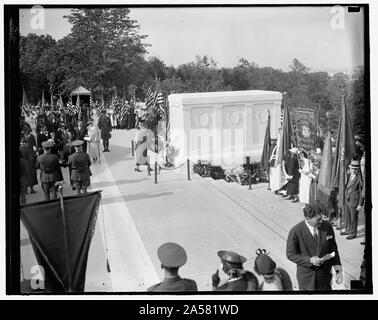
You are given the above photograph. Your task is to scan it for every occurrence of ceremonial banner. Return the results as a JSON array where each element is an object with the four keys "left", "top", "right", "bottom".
[
  {"left": 331, "top": 95, "right": 356, "bottom": 210},
  {"left": 292, "top": 108, "right": 316, "bottom": 152},
  {"left": 20, "top": 191, "right": 102, "bottom": 292}
]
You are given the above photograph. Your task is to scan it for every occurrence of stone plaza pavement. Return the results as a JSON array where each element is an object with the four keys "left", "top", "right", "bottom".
[{"left": 21, "top": 128, "right": 366, "bottom": 293}]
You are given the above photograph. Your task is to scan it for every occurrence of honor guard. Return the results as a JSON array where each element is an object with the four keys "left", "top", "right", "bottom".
[
  {"left": 147, "top": 242, "right": 197, "bottom": 292},
  {"left": 36, "top": 140, "right": 63, "bottom": 200},
  {"left": 67, "top": 140, "right": 92, "bottom": 195}
]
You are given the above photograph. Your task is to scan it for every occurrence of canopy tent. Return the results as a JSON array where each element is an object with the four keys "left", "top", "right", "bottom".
[{"left": 70, "top": 86, "right": 91, "bottom": 106}]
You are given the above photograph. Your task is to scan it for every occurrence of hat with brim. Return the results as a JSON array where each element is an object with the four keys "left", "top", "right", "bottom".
[
  {"left": 349, "top": 160, "right": 360, "bottom": 170},
  {"left": 157, "top": 242, "right": 187, "bottom": 268},
  {"left": 42, "top": 140, "right": 54, "bottom": 148},
  {"left": 217, "top": 250, "right": 247, "bottom": 264},
  {"left": 72, "top": 140, "right": 84, "bottom": 147},
  {"left": 289, "top": 147, "right": 298, "bottom": 154}
]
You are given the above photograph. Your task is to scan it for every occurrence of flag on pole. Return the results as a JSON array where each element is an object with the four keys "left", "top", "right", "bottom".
[
  {"left": 20, "top": 191, "right": 102, "bottom": 292},
  {"left": 58, "top": 95, "right": 64, "bottom": 108},
  {"left": 277, "top": 103, "right": 294, "bottom": 164},
  {"left": 317, "top": 131, "right": 333, "bottom": 200},
  {"left": 331, "top": 94, "right": 356, "bottom": 216},
  {"left": 260, "top": 110, "right": 271, "bottom": 172},
  {"left": 22, "top": 87, "right": 29, "bottom": 107}
]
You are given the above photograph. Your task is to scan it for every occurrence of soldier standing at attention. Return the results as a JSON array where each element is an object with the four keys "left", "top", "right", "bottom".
[
  {"left": 68, "top": 140, "right": 92, "bottom": 195},
  {"left": 36, "top": 140, "right": 63, "bottom": 200},
  {"left": 148, "top": 242, "right": 198, "bottom": 292}
]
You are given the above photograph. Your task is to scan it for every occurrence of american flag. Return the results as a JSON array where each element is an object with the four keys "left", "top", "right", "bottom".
[
  {"left": 99, "top": 102, "right": 106, "bottom": 113},
  {"left": 145, "top": 85, "right": 157, "bottom": 109},
  {"left": 119, "top": 102, "right": 128, "bottom": 120}
]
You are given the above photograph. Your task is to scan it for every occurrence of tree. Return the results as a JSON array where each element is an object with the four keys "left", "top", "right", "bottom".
[
  {"left": 289, "top": 58, "right": 310, "bottom": 73},
  {"left": 20, "top": 34, "right": 56, "bottom": 103}
]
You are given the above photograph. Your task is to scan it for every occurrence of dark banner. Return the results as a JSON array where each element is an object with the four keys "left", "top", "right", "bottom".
[
  {"left": 292, "top": 108, "right": 316, "bottom": 152},
  {"left": 20, "top": 191, "right": 101, "bottom": 293}
]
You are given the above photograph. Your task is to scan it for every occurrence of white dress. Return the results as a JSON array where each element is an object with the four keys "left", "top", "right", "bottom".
[{"left": 299, "top": 157, "right": 311, "bottom": 204}]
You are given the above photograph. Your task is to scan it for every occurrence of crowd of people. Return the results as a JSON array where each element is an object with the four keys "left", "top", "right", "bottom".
[
  {"left": 19, "top": 99, "right": 142, "bottom": 203},
  {"left": 147, "top": 202, "right": 350, "bottom": 292},
  {"left": 268, "top": 129, "right": 366, "bottom": 244}
]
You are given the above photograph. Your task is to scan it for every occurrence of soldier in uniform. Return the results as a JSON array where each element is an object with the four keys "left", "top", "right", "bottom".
[
  {"left": 211, "top": 250, "right": 258, "bottom": 291},
  {"left": 67, "top": 140, "right": 92, "bottom": 195},
  {"left": 148, "top": 242, "right": 197, "bottom": 292},
  {"left": 36, "top": 140, "right": 63, "bottom": 200},
  {"left": 98, "top": 110, "right": 112, "bottom": 152}
]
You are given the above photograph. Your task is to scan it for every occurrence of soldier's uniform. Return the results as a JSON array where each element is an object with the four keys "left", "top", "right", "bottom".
[
  {"left": 67, "top": 140, "right": 91, "bottom": 194},
  {"left": 147, "top": 242, "right": 198, "bottom": 292},
  {"left": 36, "top": 140, "right": 62, "bottom": 200}
]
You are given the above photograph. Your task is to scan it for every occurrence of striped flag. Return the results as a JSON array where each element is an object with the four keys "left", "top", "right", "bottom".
[
  {"left": 145, "top": 85, "right": 157, "bottom": 109},
  {"left": 66, "top": 101, "right": 76, "bottom": 116},
  {"left": 99, "top": 102, "right": 106, "bottom": 113}
]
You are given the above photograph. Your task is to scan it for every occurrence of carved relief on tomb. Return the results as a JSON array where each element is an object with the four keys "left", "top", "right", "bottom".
[
  {"left": 222, "top": 106, "right": 243, "bottom": 129},
  {"left": 256, "top": 108, "right": 270, "bottom": 124},
  {"left": 191, "top": 109, "right": 213, "bottom": 129}
]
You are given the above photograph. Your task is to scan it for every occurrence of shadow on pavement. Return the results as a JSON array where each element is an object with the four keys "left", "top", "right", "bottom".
[
  {"left": 101, "top": 191, "right": 174, "bottom": 205},
  {"left": 90, "top": 178, "right": 150, "bottom": 189}
]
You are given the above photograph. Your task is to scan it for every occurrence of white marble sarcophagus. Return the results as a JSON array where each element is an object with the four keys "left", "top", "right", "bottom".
[{"left": 168, "top": 90, "right": 282, "bottom": 167}]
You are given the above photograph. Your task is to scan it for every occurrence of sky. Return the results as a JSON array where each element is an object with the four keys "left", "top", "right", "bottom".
[{"left": 19, "top": 6, "right": 365, "bottom": 73}]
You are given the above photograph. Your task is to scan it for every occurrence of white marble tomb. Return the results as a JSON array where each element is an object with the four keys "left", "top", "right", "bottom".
[{"left": 168, "top": 90, "right": 282, "bottom": 167}]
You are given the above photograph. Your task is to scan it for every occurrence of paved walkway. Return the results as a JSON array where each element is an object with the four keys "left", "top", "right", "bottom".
[{"left": 21, "top": 128, "right": 365, "bottom": 292}]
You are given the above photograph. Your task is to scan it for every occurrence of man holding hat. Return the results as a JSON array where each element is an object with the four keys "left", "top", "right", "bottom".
[
  {"left": 211, "top": 250, "right": 258, "bottom": 291},
  {"left": 67, "top": 140, "right": 92, "bottom": 195},
  {"left": 343, "top": 159, "right": 364, "bottom": 240},
  {"left": 36, "top": 140, "right": 63, "bottom": 200},
  {"left": 148, "top": 242, "right": 197, "bottom": 292}
]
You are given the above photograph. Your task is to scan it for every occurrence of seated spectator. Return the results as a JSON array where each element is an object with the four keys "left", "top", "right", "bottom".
[
  {"left": 148, "top": 242, "right": 197, "bottom": 292},
  {"left": 212, "top": 250, "right": 258, "bottom": 291},
  {"left": 253, "top": 249, "right": 293, "bottom": 291}
]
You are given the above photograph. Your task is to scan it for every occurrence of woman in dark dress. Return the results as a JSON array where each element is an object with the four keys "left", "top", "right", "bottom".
[
  {"left": 283, "top": 147, "right": 300, "bottom": 203},
  {"left": 20, "top": 137, "right": 38, "bottom": 194}
]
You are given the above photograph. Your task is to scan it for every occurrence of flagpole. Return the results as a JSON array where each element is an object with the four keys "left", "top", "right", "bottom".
[{"left": 57, "top": 183, "right": 73, "bottom": 292}]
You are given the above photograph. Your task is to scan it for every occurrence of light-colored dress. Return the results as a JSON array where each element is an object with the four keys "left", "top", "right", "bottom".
[
  {"left": 87, "top": 124, "right": 100, "bottom": 161},
  {"left": 299, "top": 157, "right": 311, "bottom": 204}
]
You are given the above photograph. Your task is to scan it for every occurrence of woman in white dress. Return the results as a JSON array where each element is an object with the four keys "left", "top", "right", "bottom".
[
  {"left": 87, "top": 108, "right": 101, "bottom": 162},
  {"left": 298, "top": 151, "right": 312, "bottom": 204}
]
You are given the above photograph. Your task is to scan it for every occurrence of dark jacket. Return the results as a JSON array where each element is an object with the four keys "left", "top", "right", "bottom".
[
  {"left": 286, "top": 220, "right": 341, "bottom": 290},
  {"left": 98, "top": 115, "right": 112, "bottom": 140},
  {"left": 148, "top": 276, "right": 197, "bottom": 292},
  {"left": 215, "top": 271, "right": 258, "bottom": 291},
  {"left": 345, "top": 173, "right": 364, "bottom": 207},
  {"left": 36, "top": 153, "right": 62, "bottom": 183},
  {"left": 285, "top": 154, "right": 300, "bottom": 195},
  {"left": 68, "top": 151, "right": 91, "bottom": 181}
]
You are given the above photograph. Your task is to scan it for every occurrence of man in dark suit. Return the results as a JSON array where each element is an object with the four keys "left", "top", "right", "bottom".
[
  {"left": 73, "top": 121, "right": 88, "bottom": 153},
  {"left": 211, "top": 250, "right": 258, "bottom": 291},
  {"left": 148, "top": 242, "right": 197, "bottom": 292},
  {"left": 342, "top": 159, "right": 364, "bottom": 240},
  {"left": 67, "top": 140, "right": 91, "bottom": 195},
  {"left": 286, "top": 203, "right": 343, "bottom": 290},
  {"left": 36, "top": 140, "right": 63, "bottom": 200}
]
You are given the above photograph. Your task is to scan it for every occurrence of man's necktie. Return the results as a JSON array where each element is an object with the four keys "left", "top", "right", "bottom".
[{"left": 314, "top": 228, "right": 319, "bottom": 242}]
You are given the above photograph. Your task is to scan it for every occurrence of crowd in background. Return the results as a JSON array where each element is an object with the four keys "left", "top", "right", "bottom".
[{"left": 19, "top": 99, "right": 141, "bottom": 203}]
